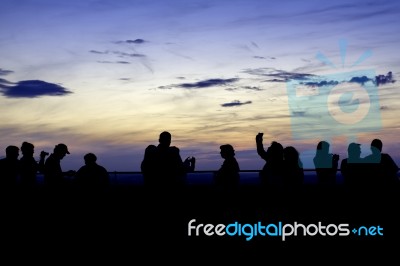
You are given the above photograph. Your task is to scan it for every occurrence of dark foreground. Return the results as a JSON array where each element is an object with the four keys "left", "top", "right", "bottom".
[{"left": 1, "top": 183, "right": 399, "bottom": 261}]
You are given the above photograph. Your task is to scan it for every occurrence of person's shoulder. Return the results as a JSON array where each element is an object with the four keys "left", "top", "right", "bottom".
[
  {"left": 76, "top": 165, "right": 87, "bottom": 172},
  {"left": 98, "top": 165, "right": 108, "bottom": 172},
  {"left": 381, "top": 153, "right": 393, "bottom": 159},
  {"left": 381, "top": 153, "right": 397, "bottom": 164},
  {"left": 169, "top": 146, "right": 180, "bottom": 152},
  {"left": 146, "top": 144, "right": 157, "bottom": 150}
]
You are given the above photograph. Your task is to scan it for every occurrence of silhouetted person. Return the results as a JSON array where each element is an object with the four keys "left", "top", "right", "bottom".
[
  {"left": 256, "top": 133, "right": 284, "bottom": 187},
  {"left": 313, "top": 141, "right": 339, "bottom": 187},
  {"left": 0, "top": 145, "right": 20, "bottom": 190},
  {"left": 43, "top": 143, "right": 75, "bottom": 190},
  {"left": 213, "top": 144, "right": 240, "bottom": 190},
  {"left": 364, "top": 138, "right": 399, "bottom": 186},
  {"left": 282, "top": 146, "right": 304, "bottom": 188},
  {"left": 19, "top": 141, "right": 48, "bottom": 189},
  {"left": 141, "top": 144, "right": 158, "bottom": 186},
  {"left": 146, "top": 131, "right": 195, "bottom": 188},
  {"left": 340, "top": 142, "right": 365, "bottom": 188},
  {"left": 75, "top": 153, "right": 110, "bottom": 192}
]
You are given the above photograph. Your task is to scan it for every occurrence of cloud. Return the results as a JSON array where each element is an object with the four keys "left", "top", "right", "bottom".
[
  {"left": 299, "top": 72, "right": 395, "bottom": 88},
  {"left": 375, "top": 72, "right": 395, "bottom": 86},
  {"left": 115, "top": 39, "right": 147, "bottom": 44},
  {"left": 221, "top": 100, "right": 252, "bottom": 107},
  {"left": 291, "top": 111, "right": 307, "bottom": 117},
  {"left": 178, "top": 78, "right": 239, "bottom": 89},
  {"left": 0, "top": 78, "right": 13, "bottom": 88},
  {"left": 301, "top": 80, "right": 339, "bottom": 87},
  {"left": 0, "top": 68, "right": 13, "bottom": 76},
  {"left": 159, "top": 78, "right": 240, "bottom": 90},
  {"left": 97, "top": 61, "right": 130, "bottom": 64},
  {"left": 112, "top": 51, "right": 146, "bottom": 58},
  {"left": 243, "top": 68, "right": 315, "bottom": 82},
  {"left": 242, "top": 86, "right": 263, "bottom": 91},
  {"left": 90, "top": 50, "right": 146, "bottom": 58},
  {"left": 349, "top": 76, "right": 372, "bottom": 85},
  {"left": 0, "top": 80, "right": 72, "bottom": 98},
  {"left": 253, "top": 56, "right": 276, "bottom": 60},
  {"left": 89, "top": 50, "right": 108, "bottom": 54},
  {"left": 267, "top": 79, "right": 287, "bottom": 83}
]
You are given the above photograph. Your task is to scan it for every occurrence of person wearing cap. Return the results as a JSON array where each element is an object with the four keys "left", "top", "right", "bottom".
[
  {"left": 213, "top": 144, "right": 240, "bottom": 190},
  {"left": 43, "top": 143, "right": 75, "bottom": 189}
]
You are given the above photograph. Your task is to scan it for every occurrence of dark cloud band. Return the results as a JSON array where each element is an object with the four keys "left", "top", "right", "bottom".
[
  {"left": 221, "top": 100, "right": 252, "bottom": 107},
  {"left": 0, "top": 80, "right": 72, "bottom": 98}
]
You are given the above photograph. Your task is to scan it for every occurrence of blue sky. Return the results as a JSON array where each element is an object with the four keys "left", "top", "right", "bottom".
[{"left": 1, "top": 0, "right": 399, "bottom": 171}]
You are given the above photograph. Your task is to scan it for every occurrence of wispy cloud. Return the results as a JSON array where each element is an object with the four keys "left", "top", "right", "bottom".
[
  {"left": 112, "top": 51, "right": 146, "bottom": 58},
  {"left": 253, "top": 56, "right": 276, "bottom": 60},
  {"left": 0, "top": 78, "right": 13, "bottom": 88},
  {"left": 0, "top": 68, "right": 14, "bottom": 76},
  {"left": 242, "top": 86, "right": 263, "bottom": 91},
  {"left": 178, "top": 78, "right": 239, "bottom": 89},
  {"left": 97, "top": 60, "right": 131, "bottom": 64},
  {"left": 89, "top": 50, "right": 108, "bottom": 54},
  {"left": 0, "top": 80, "right": 72, "bottom": 98},
  {"left": 300, "top": 71, "right": 395, "bottom": 87},
  {"left": 114, "top": 39, "right": 147, "bottom": 44},
  {"left": 158, "top": 78, "right": 240, "bottom": 90},
  {"left": 243, "top": 67, "right": 315, "bottom": 82},
  {"left": 221, "top": 100, "right": 252, "bottom": 107},
  {"left": 300, "top": 80, "right": 339, "bottom": 87}
]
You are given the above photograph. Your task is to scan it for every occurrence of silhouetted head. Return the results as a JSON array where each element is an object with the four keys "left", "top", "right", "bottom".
[
  {"left": 316, "top": 141, "right": 330, "bottom": 154},
  {"left": 84, "top": 153, "right": 97, "bottom": 165},
  {"left": 371, "top": 139, "right": 382, "bottom": 152},
  {"left": 54, "top": 143, "right": 70, "bottom": 159},
  {"left": 21, "top": 142, "right": 35, "bottom": 157},
  {"left": 145, "top": 145, "right": 157, "bottom": 153},
  {"left": 220, "top": 144, "right": 235, "bottom": 159},
  {"left": 268, "top": 141, "right": 284, "bottom": 159},
  {"left": 5, "top": 145, "right": 19, "bottom": 160},
  {"left": 347, "top": 143, "right": 361, "bottom": 159},
  {"left": 284, "top": 146, "right": 300, "bottom": 164},
  {"left": 159, "top": 131, "right": 172, "bottom": 147}
]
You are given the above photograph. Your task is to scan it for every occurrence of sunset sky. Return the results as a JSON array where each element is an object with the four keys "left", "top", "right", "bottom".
[{"left": 1, "top": 0, "right": 399, "bottom": 172}]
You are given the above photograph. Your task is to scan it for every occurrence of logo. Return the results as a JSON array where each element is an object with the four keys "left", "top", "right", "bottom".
[
  {"left": 287, "top": 39, "right": 381, "bottom": 140},
  {"left": 188, "top": 219, "right": 384, "bottom": 241}
]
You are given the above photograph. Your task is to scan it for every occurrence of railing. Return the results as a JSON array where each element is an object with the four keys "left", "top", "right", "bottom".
[
  {"left": 104, "top": 169, "right": 328, "bottom": 185},
  {"left": 21, "top": 169, "right": 400, "bottom": 186}
]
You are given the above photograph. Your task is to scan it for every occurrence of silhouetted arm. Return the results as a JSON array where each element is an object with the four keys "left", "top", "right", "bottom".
[
  {"left": 340, "top": 159, "right": 348, "bottom": 182},
  {"left": 184, "top": 157, "right": 196, "bottom": 172},
  {"left": 256, "top": 133, "right": 268, "bottom": 160},
  {"left": 37, "top": 151, "right": 48, "bottom": 174},
  {"left": 332, "top": 154, "right": 339, "bottom": 174}
]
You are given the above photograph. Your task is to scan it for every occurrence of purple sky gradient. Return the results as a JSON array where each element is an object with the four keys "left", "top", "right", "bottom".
[{"left": 1, "top": 0, "right": 400, "bottom": 171}]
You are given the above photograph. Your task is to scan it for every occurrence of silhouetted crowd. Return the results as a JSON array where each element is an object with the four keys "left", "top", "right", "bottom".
[{"left": 0, "top": 131, "right": 399, "bottom": 192}]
